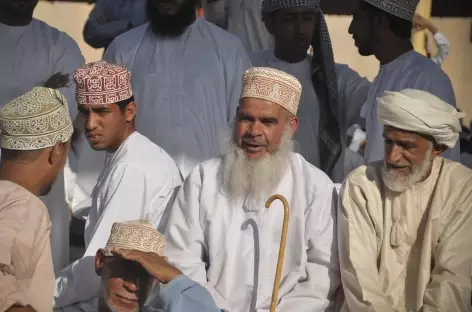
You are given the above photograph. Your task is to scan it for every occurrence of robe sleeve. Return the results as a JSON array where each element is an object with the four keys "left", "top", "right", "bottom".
[
  {"left": 50, "top": 33, "right": 85, "bottom": 120},
  {"left": 54, "top": 163, "right": 177, "bottom": 308},
  {"left": 430, "top": 32, "right": 450, "bottom": 67},
  {"left": 159, "top": 275, "right": 224, "bottom": 312},
  {"left": 225, "top": 41, "right": 252, "bottom": 122},
  {"left": 164, "top": 170, "right": 233, "bottom": 311},
  {"left": 83, "top": 0, "right": 131, "bottom": 49},
  {"left": 337, "top": 180, "right": 396, "bottom": 312},
  {"left": 256, "top": 185, "right": 340, "bottom": 312},
  {"left": 0, "top": 203, "right": 31, "bottom": 311},
  {"left": 422, "top": 200, "right": 472, "bottom": 311},
  {"left": 335, "top": 64, "right": 371, "bottom": 130}
]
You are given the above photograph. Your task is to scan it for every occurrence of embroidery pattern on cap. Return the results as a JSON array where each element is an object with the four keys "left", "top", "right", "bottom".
[
  {"left": 74, "top": 61, "right": 133, "bottom": 105},
  {"left": 261, "top": 0, "right": 320, "bottom": 13},
  {"left": 0, "top": 87, "right": 73, "bottom": 150},
  {"left": 364, "top": 0, "right": 419, "bottom": 20},
  {"left": 240, "top": 67, "right": 302, "bottom": 116},
  {"left": 104, "top": 220, "right": 166, "bottom": 256}
]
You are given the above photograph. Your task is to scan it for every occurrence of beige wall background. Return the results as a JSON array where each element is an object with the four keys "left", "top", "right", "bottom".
[{"left": 34, "top": 2, "right": 472, "bottom": 120}]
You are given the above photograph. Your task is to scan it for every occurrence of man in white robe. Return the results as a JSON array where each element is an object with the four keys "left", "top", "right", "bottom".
[
  {"left": 338, "top": 89, "right": 472, "bottom": 311},
  {"left": 54, "top": 61, "right": 182, "bottom": 312},
  {"left": 83, "top": 0, "right": 147, "bottom": 51},
  {"left": 251, "top": 0, "right": 371, "bottom": 182},
  {"left": 104, "top": 0, "right": 251, "bottom": 177},
  {"left": 203, "top": 0, "right": 274, "bottom": 51},
  {"left": 165, "top": 67, "right": 340, "bottom": 312},
  {"left": 348, "top": 0, "right": 458, "bottom": 164},
  {"left": 0, "top": 0, "right": 85, "bottom": 272}
]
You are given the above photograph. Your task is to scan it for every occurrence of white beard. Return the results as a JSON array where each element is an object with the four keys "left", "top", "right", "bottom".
[
  {"left": 222, "top": 127, "right": 294, "bottom": 204},
  {"left": 381, "top": 145, "right": 433, "bottom": 193}
]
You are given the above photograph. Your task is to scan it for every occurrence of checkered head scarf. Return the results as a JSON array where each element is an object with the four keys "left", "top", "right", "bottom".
[{"left": 261, "top": 0, "right": 341, "bottom": 176}]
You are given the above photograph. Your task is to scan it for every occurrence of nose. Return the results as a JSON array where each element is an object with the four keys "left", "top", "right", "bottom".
[
  {"left": 348, "top": 18, "right": 354, "bottom": 35},
  {"left": 85, "top": 112, "right": 97, "bottom": 131},
  {"left": 385, "top": 144, "right": 404, "bottom": 164},
  {"left": 247, "top": 121, "right": 263, "bottom": 137},
  {"left": 122, "top": 280, "right": 138, "bottom": 293}
]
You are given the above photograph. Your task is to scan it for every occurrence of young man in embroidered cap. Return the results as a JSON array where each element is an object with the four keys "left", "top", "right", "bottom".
[
  {"left": 348, "top": 0, "right": 457, "bottom": 165},
  {"left": 104, "top": 0, "right": 251, "bottom": 178},
  {"left": 95, "top": 220, "right": 223, "bottom": 312},
  {"left": 165, "top": 67, "right": 340, "bottom": 312},
  {"left": 338, "top": 89, "right": 472, "bottom": 311},
  {"left": 53, "top": 61, "right": 182, "bottom": 312},
  {"left": 250, "top": 0, "right": 371, "bottom": 182},
  {"left": 0, "top": 87, "right": 73, "bottom": 312}
]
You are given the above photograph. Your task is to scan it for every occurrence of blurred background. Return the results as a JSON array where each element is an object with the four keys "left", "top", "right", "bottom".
[{"left": 35, "top": 0, "right": 472, "bottom": 120}]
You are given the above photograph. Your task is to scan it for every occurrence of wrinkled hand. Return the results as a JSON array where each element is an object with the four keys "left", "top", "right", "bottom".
[
  {"left": 43, "top": 73, "right": 70, "bottom": 89},
  {"left": 112, "top": 248, "right": 182, "bottom": 284}
]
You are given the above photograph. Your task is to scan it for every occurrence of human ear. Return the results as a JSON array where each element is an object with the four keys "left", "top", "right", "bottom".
[
  {"left": 48, "top": 142, "right": 63, "bottom": 165},
  {"left": 95, "top": 249, "right": 105, "bottom": 276},
  {"left": 125, "top": 101, "right": 137, "bottom": 122}
]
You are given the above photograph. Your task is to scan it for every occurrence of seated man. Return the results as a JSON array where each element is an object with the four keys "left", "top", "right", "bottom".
[
  {"left": 338, "top": 89, "right": 472, "bottom": 311},
  {"left": 165, "top": 67, "right": 340, "bottom": 312},
  {"left": 96, "top": 220, "right": 222, "bottom": 312}
]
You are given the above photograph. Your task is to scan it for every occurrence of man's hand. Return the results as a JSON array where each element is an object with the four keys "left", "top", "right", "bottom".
[
  {"left": 413, "top": 14, "right": 438, "bottom": 34},
  {"left": 43, "top": 73, "right": 70, "bottom": 89},
  {"left": 112, "top": 248, "right": 182, "bottom": 284}
]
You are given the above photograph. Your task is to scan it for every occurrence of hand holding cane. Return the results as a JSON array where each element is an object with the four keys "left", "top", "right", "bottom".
[{"left": 265, "top": 194, "right": 290, "bottom": 312}]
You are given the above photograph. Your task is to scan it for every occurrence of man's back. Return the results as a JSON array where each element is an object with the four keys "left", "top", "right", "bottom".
[
  {"left": 363, "top": 50, "right": 456, "bottom": 163},
  {"left": 0, "top": 180, "right": 54, "bottom": 312},
  {"left": 104, "top": 19, "right": 251, "bottom": 177}
]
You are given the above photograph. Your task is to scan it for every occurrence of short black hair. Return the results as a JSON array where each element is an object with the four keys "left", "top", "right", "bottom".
[
  {"left": 116, "top": 95, "right": 135, "bottom": 113},
  {"left": 362, "top": 2, "right": 412, "bottom": 39}
]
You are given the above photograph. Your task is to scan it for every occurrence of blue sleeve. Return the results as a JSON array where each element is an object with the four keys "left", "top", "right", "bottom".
[{"left": 160, "top": 275, "right": 223, "bottom": 312}]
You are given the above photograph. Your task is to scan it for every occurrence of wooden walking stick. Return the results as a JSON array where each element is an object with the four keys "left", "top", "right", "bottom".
[{"left": 265, "top": 194, "right": 290, "bottom": 312}]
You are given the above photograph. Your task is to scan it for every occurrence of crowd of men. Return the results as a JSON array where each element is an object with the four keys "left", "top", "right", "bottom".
[{"left": 1, "top": 0, "right": 471, "bottom": 311}]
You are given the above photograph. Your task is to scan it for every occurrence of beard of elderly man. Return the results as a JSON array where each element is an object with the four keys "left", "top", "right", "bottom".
[
  {"left": 381, "top": 126, "right": 445, "bottom": 193},
  {"left": 223, "top": 95, "right": 299, "bottom": 203}
]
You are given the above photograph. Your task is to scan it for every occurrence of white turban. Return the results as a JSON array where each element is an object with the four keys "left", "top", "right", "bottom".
[{"left": 377, "top": 89, "right": 465, "bottom": 148}]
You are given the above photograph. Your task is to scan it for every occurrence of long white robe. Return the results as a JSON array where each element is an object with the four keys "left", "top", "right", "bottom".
[
  {"left": 250, "top": 51, "right": 371, "bottom": 182},
  {"left": 54, "top": 132, "right": 182, "bottom": 311},
  {"left": 0, "top": 19, "right": 85, "bottom": 272},
  {"left": 362, "top": 50, "right": 457, "bottom": 164},
  {"left": 164, "top": 153, "right": 340, "bottom": 312},
  {"left": 104, "top": 19, "right": 251, "bottom": 177},
  {"left": 83, "top": 0, "right": 147, "bottom": 49},
  {"left": 338, "top": 157, "right": 472, "bottom": 311}
]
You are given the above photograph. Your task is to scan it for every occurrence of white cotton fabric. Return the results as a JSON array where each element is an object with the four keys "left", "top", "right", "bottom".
[
  {"left": 377, "top": 89, "right": 463, "bottom": 148},
  {"left": 54, "top": 132, "right": 182, "bottom": 310},
  {"left": 361, "top": 50, "right": 457, "bottom": 163},
  {"left": 104, "top": 19, "right": 251, "bottom": 178},
  {"left": 165, "top": 153, "right": 340, "bottom": 312}
]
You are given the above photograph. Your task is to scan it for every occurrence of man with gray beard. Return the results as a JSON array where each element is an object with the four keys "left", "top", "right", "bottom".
[
  {"left": 164, "top": 67, "right": 340, "bottom": 312},
  {"left": 338, "top": 89, "right": 472, "bottom": 312}
]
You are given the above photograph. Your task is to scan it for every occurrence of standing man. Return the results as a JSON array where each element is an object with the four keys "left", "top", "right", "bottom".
[
  {"left": 83, "top": 0, "right": 147, "bottom": 51},
  {"left": 203, "top": 0, "right": 274, "bottom": 51},
  {"left": 54, "top": 61, "right": 182, "bottom": 311},
  {"left": 165, "top": 68, "right": 340, "bottom": 312},
  {"left": 104, "top": 0, "right": 251, "bottom": 177},
  {"left": 0, "top": 0, "right": 85, "bottom": 272},
  {"left": 338, "top": 89, "right": 472, "bottom": 311},
  {"left": 251, "top": 0, "right": 371, "bottom": 181},
  {"left": 348, "top": 0, "right": 457, "bottom": 164},
  {"left": 0, "top": 87, "right": 73, "bottom": 312}
]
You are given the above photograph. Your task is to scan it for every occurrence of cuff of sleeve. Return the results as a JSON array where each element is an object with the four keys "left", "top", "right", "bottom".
[{"left": 159, "top": 275, "right": 195, "bottom": 304}]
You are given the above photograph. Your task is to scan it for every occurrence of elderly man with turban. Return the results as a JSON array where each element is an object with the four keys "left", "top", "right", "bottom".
[
  {"left": 165, "top": 67, "right": 340, "bottom": 312},
  {"left": 0, "top": 87, "right": 73, "bottom": 312},
  {"left": 348, "top": 0, "right": 457, "bottom": 165},
  {"left": 338, "top": 89, "right": 472, "bottom": 311},
  {"left": 250, "top": 0, "right": 371, "bottom": 182}
]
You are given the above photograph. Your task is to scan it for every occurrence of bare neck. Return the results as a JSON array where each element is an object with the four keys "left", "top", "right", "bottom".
[
  {"left": 0, "top": 162, "right": 42, "bottom": 196},
  {"left": 375, "top": 36, "right": 413, "bottom": 65}
]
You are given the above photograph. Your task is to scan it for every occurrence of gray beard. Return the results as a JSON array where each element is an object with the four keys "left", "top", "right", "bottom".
[
  {"left": 222, "top": 128, "right": 293, "bottom": 205},
  {"left": 381, "top": 145, "right": 433, "bottom": 193}
]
